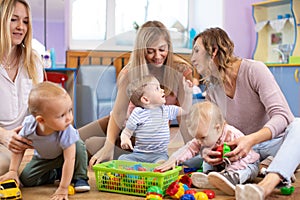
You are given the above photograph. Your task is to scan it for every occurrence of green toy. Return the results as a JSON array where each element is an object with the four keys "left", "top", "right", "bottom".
[{"left": 280, "top": 185, "right": 295, "bottom": 195}]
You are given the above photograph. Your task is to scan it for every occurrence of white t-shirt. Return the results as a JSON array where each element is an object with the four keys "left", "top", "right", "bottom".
[{"left": 0, "top": 63, "right": 43, "bottom": 130}]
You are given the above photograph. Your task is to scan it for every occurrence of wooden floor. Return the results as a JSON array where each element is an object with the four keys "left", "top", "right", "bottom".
[{"left": 20, "top": 127, "right": 300, "bottom": 200}]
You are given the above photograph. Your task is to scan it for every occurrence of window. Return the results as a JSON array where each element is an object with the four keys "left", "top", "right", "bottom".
[
  {"left": 69, "top": 0, "right": 189, "bottom": 50},
  {"left": 115, "top": 0, "right": 188, "bottom": 35}
]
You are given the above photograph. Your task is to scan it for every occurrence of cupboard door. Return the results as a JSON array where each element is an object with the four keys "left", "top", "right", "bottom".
[{"left": 269, "top": 66, "right": 300, "bottom": 117}]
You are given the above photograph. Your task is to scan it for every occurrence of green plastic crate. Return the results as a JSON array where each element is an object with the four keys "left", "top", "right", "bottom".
[{"left": 93, "top": 160, "right": 181, "bottom": 196}]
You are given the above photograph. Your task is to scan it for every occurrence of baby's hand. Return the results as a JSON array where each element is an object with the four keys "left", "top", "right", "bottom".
[
  {"left": 51, "top": 186, "right": 68, "bottom": 200},
  {"left": 0, "top": 171, "right": 20, "bottom": 186},
  {"left": 183, "top": 77, "right": 193, "bottom": 93},
  {"left": 120, "top": 134, "right": 133, "bottom": 150}
]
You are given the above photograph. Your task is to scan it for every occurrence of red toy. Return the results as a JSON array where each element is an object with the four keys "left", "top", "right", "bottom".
[
  {"left": 166, "top": 180, "right": 185, "bottom": 199},
  {"left": 202, "top": 189, "right": 215, "bottom": 199},
  {"left": 215, "top": 143, "right": 231, "bottom": 159},
  {"left": 179, "top": 174, "right": 192, "bottom": 188}
]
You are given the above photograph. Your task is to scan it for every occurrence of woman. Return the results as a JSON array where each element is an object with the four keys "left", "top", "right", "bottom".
[
  {"left": 190, "top": 27, "right": 300, "bottom": 199},
  {"left": 79, "top": 20, "right": 193, "bottom": 167},
  {"left": 0, "top": 0, "right": 44, "bottom": 175}
]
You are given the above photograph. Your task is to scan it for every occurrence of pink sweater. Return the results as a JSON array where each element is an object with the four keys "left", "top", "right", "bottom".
[
  {"left": 207, "top": 59, "right": 294, "bottom": 138},
  {"left": 174, "top": 124, "right": 260, "bottom": 170}
]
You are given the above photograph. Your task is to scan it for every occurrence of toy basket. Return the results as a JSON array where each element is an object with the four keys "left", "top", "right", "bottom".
[{"left": 93, "top": 160, "right": 181, "bottom": 196}]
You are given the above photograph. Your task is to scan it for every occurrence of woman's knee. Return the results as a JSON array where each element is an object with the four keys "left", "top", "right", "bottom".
[
  {"left": 85, "top": 137, "right": 106, "bottom": 155},
  {"left": 78, "top": 117, "right": 109, "bottom": 141}
]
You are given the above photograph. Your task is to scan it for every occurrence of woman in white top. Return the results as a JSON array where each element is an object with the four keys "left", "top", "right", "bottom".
[{"left": 0, "top": 0, "right": 43, "bottom": 175}]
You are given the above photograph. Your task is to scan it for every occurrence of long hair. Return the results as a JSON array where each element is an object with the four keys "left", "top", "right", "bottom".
[
  {"left": 193, "top": 27, "right": 238, "bottom": 85},
  {"left": 126, "top": 20, "right": 177, "bottom": 96},
  {"left": 0, "top": 0, "right": 41, "bottom": 84}
]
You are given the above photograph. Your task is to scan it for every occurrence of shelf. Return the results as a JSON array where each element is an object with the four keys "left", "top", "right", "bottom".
[
  {"left": 252, "top": 0, "right": 299, "bottom": 63},
  {"left": 253, "top": 0, "right": 290, "bottom": 7}
]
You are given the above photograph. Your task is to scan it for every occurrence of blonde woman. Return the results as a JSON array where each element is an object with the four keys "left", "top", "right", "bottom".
[
  {"left": 79, "top": 21, "right": 194, "bottom": 167},
  {"left": 0, "top": 0, "right": 43, "bottom": 175}
]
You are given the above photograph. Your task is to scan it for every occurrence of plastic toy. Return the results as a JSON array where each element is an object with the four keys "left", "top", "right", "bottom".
[
  {"left": 280, "top": 185, "right": 295, "bottom": 195},
  {"left": 194, "top": 192, "right": 208, "bottom": 200},
  {"left": 179, "top": 174, "right": 192, "bottom": 187},
  {"left": 0, "top": 179, "right": 22, "bottom": 200},
  {"left": 215, "top": 143, "right": 231, "bottom": 159},
  {"left": 166, "top": 180, "right": 185, "bottom": 199},
  {"left": 185, "top": 189, "right": 197, "bottom": 195},
  {"left": 180, "top": 193, "right": 195, "bottom": 200},
  {"left": 202, "top": 189, "right": 215, "bottom": 199},
  {"left": 68, "top": 185, "right": 75, "bottom": 195},
  {"left": 145, "top": 186, "right": 163, "bottom": 200},
  {"left": 183, "top": 167, "right": 203, "bottom": 174}
]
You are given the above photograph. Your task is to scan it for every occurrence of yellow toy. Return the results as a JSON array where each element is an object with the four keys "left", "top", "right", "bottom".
[{"left": 0, "top": 179, "right": 22, "bottom": 199}]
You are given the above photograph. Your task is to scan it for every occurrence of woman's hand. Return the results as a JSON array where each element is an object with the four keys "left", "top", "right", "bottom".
[
  {"left": 89, "top": 141, "right": 114, "bottom": 168},
  {"left": 202, "top": 147, "right": 223, "bottom": 166},
  {"left": 224, "top": 135, "right": 254, "bottom": 162},
  {"left": 0, "top": 126, "right": 33, "bottom": 154}
]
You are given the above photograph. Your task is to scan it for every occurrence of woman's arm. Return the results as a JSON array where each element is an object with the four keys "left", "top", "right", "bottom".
[{"left": 88, "top": 71, "right": 130, "bottom": 167}]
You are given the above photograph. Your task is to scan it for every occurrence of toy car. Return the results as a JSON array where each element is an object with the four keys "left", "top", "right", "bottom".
[{"left": 0, "top": 179, "right": 22, "bottom": 199}]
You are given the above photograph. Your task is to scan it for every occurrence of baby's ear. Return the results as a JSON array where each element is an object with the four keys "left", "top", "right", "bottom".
[
  {"left": 140, "top": 96, "right": 150, "bottom": 105},
  {"left": 215, "top": 123, "right": 222, "bottom": 132},
  {"left": 35, "top": 115, "right": 45, "bottom": 123}
]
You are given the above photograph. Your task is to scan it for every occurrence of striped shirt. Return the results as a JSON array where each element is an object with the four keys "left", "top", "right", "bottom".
[{"left": 126, "top": 105, "right": 179, "bottom": 153}]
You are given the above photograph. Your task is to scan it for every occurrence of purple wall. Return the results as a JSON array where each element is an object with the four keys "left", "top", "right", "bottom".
[
  {"left": 32, "top": 21, "right": 65, "bottom": 65},
  {"left": 223, "top": 0, "right": 262, "bottom": 59}
]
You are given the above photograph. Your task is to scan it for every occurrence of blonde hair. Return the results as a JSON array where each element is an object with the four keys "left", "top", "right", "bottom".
[
  {"left": 193, "top": 27, "right": 238, "bottom": 85},
  {"left": 125, "top": 20, "right": 178, "bottom": 96},
  {"left": 127, "top": 75, "right": 157, "bottom": 107},
  {"left": 28, "top": 81, "right": 67, "bottom": 116},
  {"left": 187, "top": 101, "right": 225, "bottom": 137},
  {"left": 0, "top": 0, "right": 41, "bottom": 84}
]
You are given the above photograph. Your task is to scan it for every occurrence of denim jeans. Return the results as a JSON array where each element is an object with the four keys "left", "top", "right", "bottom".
[{"left": 263, "top": 118, "right": 300, "bottom": 184}]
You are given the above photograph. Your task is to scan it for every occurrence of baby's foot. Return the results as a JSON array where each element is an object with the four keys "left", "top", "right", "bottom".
[{"left": 191, "top": 172, "right": 215, "bottom": 188}]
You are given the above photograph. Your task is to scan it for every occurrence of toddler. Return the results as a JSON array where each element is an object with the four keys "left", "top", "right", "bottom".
[
  {"left": 118, "top": 75, "right": 193, "bottom": 163},
  {"left": 156, "top": 101, "right": 260, "bottom": 196},
  {"left": 0, "top": 81, "right": 90, "bottom": 200}
]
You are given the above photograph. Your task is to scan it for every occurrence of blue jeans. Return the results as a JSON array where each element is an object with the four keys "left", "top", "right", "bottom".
[
  {"left": 118, "top": 152, "right": 168, "bottom": 163},
  {"left": 262, "top": 118, "right": 300, "bottom": 184}
]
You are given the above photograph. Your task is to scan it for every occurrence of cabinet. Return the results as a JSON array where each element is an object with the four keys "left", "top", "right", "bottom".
[
  {"left": 252, "top": 0, "right": 300, "bottom": 63},
  {"left": 268, "top": 65, "right": 300, "bottom": 116}
]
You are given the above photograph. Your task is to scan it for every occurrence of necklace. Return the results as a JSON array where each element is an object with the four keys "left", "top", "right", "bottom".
[
  {"left": 1, "top": 59, "right": 16, "bottom": 71},
  {"left": 1, "top": 64, "right": 15, "bottom": 71}
]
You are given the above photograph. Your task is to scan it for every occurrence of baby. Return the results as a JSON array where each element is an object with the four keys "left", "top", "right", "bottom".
[
  {"left": 118, "top": 74, "right": 193, "bottom": 163},
  {"left": 156, "top": 101, "right": 260, "bottom": 196},
  {"left": 0, "top": 81, "right": 90, "bottom": 200}
]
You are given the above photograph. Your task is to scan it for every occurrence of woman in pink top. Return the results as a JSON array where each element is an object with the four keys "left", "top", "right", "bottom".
[
  {"left": 78, "top": 21, "right": 193, "bottom": 168},
  {"left": 190, "top": 27, "right": 300, "bottom": 199}
]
